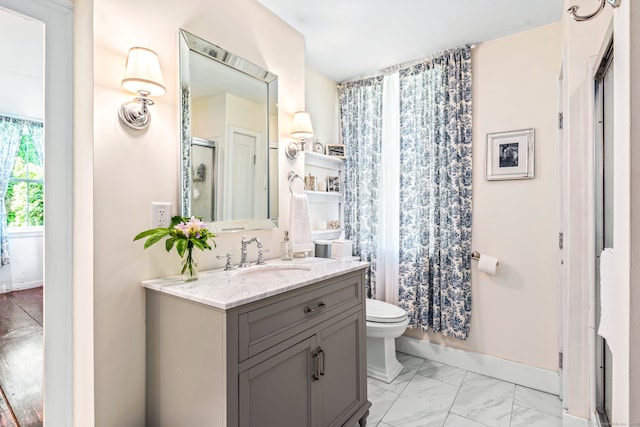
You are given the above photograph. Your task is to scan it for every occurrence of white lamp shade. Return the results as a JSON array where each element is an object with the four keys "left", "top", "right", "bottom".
[
  {"left": 121, "top": 47, "right": 166, "bottom": 96},
  {"left": 291, "top": 111, "right": 314, "bottom": 139}
]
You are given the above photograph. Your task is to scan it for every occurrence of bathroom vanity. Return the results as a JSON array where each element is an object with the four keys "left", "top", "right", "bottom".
[{"left": 143, "top": 258, "right": 371, "bottom": 426}]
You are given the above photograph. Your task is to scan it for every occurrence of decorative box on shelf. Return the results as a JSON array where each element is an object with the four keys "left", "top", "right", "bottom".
[{"left": 331, "top": 240, "right": 353, "bottom": 259}]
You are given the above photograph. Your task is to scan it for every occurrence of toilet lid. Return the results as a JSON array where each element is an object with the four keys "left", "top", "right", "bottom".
[{"left": 366, "top": 299, "right": 407, "bottom": 323}]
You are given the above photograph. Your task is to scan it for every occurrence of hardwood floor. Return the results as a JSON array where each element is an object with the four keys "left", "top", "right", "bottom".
[{"left": 0, "top": 287, "right": 43, "bottom": 427}]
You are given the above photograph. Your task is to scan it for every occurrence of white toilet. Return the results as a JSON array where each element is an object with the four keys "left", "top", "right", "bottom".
[{"left": 365, "top": 298, "right": 409, "bottom": 383}]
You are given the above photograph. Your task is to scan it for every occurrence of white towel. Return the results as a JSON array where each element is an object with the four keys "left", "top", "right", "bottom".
[
  {"left": 597, "top": 248, "right": 614, "bottom": 352},
  {"left": 289, "top": 192, "right": 313, "bottom": 253}
]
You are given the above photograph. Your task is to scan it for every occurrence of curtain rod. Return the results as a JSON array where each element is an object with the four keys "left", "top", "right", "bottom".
[{"left": 339, "top": 43, "right": 476, "bottom": 85}]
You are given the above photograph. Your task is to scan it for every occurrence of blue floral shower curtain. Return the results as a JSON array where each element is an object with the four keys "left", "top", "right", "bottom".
[
  {"left": 397, "top": 47, "right": 473, "bottom": 339},
  {"left": 338, "top": 76, "right": 384, "bottom": 298}
]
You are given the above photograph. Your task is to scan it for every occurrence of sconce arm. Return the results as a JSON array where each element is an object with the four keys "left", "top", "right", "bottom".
[
  {"left": 119, "top": 93, "right": 154, "bottom": 130},
  {"left": 568, "top": 0, "right": 620, "bottom": 22}
]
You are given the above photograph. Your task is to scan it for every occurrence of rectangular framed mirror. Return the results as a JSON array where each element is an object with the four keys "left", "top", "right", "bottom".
[{"left": 179, "top": 29, "right": 279, "bottom": 232}]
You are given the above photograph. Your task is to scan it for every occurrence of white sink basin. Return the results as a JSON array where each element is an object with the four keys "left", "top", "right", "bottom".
[{"left": 236, "top": 264, "right": 312, "bottom": 279}]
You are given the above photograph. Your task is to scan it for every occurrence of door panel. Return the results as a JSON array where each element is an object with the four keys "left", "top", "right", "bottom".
[
  {"left": 317, "top": 312, "right": 363, "bottom": 427},
  {"left": 239, "top": 337, "right": 315, "bottom": 427}
]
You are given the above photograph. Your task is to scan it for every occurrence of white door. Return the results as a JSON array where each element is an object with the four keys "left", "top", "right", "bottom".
[{"left": 228, "top": 127, "right": 258, "bottom": 220}]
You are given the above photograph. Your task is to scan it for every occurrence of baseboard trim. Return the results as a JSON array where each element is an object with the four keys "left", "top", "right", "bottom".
[
  {"left": 563, "top": 410, "right": 592, "bottom": 427},
  {"left": 0, "top": 280, "right": 43, "bottom": 294},
  {"left": 396, "top": 336, "right": 560, "bottom": 395}
]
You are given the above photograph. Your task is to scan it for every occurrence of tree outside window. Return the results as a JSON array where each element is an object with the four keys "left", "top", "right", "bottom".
[{"left": 4, "top": 133, "right": 44, "bottom": 227}]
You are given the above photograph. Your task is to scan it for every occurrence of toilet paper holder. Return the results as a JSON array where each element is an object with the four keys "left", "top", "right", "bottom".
[{"left": 471, "top": 251, "right": 499, "bottom": 266}]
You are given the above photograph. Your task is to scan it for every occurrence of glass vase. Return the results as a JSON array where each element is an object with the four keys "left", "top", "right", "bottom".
[{"left": 181, "top": 247, "right": 199, "bottom": 282}]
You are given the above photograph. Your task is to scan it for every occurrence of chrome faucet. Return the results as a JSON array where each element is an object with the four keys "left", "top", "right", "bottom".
[{"left": 240, "top": 236, "right": 263, "bottom": 268}]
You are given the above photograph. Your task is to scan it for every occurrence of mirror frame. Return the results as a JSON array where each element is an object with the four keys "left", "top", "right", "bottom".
[{"left": 179, "top": 28, "right": 279, "bottom": 232}]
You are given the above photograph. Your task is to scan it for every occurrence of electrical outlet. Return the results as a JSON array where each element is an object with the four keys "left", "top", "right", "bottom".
[{"left": 151, "top": 202, "right": 172, "bottom": 228}]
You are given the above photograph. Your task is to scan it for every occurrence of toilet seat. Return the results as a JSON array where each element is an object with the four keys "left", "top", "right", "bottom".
[{"left": 366, "top": 299, "right": 407, "bottom": 323}]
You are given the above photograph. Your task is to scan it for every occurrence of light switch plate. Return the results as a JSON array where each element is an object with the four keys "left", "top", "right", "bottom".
[{"left": 151, "top": 202, "right": 172, "bottom": 228}]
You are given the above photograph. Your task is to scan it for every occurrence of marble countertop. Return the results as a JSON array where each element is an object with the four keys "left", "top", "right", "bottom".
[{"left": 141, "top": 257, "right": 369, "bottom": 310}]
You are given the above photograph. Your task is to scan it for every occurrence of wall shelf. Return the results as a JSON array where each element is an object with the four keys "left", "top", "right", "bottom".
[
  {"left": 305, "top": 151, "right": 345, "bottom": 249},
  {"left": 304, "top": 151, "right": 345, "bottom": 169},
  {"left": 306, "top": 190, "right": 343, "bottom": 200},
  {"left": 311, "top": 228, "right": 343, "bottom": 240}
]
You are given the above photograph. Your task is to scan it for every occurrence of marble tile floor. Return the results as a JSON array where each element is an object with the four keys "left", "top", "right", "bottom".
[{"left": 359, "top": 352, "right": 562, "bottom": 427}]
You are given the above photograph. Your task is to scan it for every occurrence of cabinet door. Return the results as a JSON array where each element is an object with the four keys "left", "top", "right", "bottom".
[
  {"left": 316, "top": 312, "right": 366, "bottom": 427},
  {"left": 239, "top": 336, "right": 317, "bottom": 427}
]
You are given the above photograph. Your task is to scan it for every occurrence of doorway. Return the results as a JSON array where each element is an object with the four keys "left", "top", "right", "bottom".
[
  {"left": 0, "top": 0, "right": 74, "bottom": 425},
  {"left": 594, "top": 38, "right": 614, "bottom": 425},
  {"left": 0, "top": 8, "right": 45, "bottom": 425}
]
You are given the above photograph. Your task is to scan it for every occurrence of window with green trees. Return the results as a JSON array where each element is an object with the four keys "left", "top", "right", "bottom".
[{"left": 4, "top": 133, "right": 44, "bottom": 227}]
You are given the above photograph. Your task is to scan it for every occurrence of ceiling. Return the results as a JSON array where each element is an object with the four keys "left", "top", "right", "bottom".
[{"left": 256, "top": 0, "right": 564, "bottom": 82}]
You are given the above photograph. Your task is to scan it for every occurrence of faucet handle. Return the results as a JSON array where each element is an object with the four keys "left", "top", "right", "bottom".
[
  {"left": 256, "top": 248, "right": 270, "bottom": 265},
  {"left": 216, "top": 253, "right": 235, "bottom": 271}
]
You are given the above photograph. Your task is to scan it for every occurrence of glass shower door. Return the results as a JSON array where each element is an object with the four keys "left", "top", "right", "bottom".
[{"left": 594, "top": 40, "right": 613, "bottom": 424}]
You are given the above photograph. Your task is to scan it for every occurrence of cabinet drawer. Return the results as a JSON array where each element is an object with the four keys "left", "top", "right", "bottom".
[{"left": 238, "top": 272, "right": 362, "bottom": 361}]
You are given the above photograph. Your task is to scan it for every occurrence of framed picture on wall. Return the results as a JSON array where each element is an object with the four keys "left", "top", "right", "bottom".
[
  {"left": 486, "top": 128, "right": 535, "bottom": 180},
  {"left": 326, "top": 143, "right": 346, "bottom": 159}
]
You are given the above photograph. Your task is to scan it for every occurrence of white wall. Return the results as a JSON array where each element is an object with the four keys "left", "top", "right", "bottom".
[
  {"left": 305, "top": 65, "right": 340, "bottom": 147},
  {"left": 0, "top": 9, "right": 43, "bottom": 120},
  {"left": 91, "top": 0, "right": 304, "bottom": 424},
  {"left": 0, "top": 229, "right": 43, "bottom": 293},
  {"left": 404, "top": 23, "right": 563, "bottom": 373}
]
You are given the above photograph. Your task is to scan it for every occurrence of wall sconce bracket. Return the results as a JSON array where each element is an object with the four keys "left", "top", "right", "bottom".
[
  {"left": 119, "top": 95, "right": 154, "bottom": 130},
  {"left": 286, "top": 140, "right": 308, "bottom": 160}
]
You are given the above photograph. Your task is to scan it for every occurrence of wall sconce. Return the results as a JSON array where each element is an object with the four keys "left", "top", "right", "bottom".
[
  {"left": 119, "top": 47, "right": 166, "bottom": 130},
  {"left": 286, "top": 111, "right": 314, "bottom": 160}
]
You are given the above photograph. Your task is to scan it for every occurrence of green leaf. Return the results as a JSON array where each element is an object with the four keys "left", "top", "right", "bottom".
[
  {"left": 176, "top": 239, "right": 187, "bottom": 257},
  {"left": 133, "top": 228, "right": 162, "bottom": 241},
  {"left": 134, "top": 228, "right": 171, "bottom": 242},
  {"left": 143, "top": 233, "right": 167, "bottom": 249},
  {"left": 165, "top": 237, "right": 176, "bottom": 252},
  {"left": 192, "top": 239, "right": 205, "bottom": 250}
]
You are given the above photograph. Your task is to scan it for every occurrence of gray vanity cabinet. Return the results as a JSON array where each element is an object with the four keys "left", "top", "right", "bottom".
[
  {"left": 239, "top": 311, "right": 365, "bottom": 427},
  {"left": 146, "top": 267, "right": 371, "bottom": 427}
]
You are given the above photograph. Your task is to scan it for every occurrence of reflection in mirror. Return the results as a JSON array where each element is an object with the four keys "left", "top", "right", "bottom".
[{"left": 179, "top": 29, "right": 279, "bottom": 232}]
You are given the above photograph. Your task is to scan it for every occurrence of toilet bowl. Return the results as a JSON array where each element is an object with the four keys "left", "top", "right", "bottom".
[{"left": 365, "top": 298, "right": 409, "bottom": 383}]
